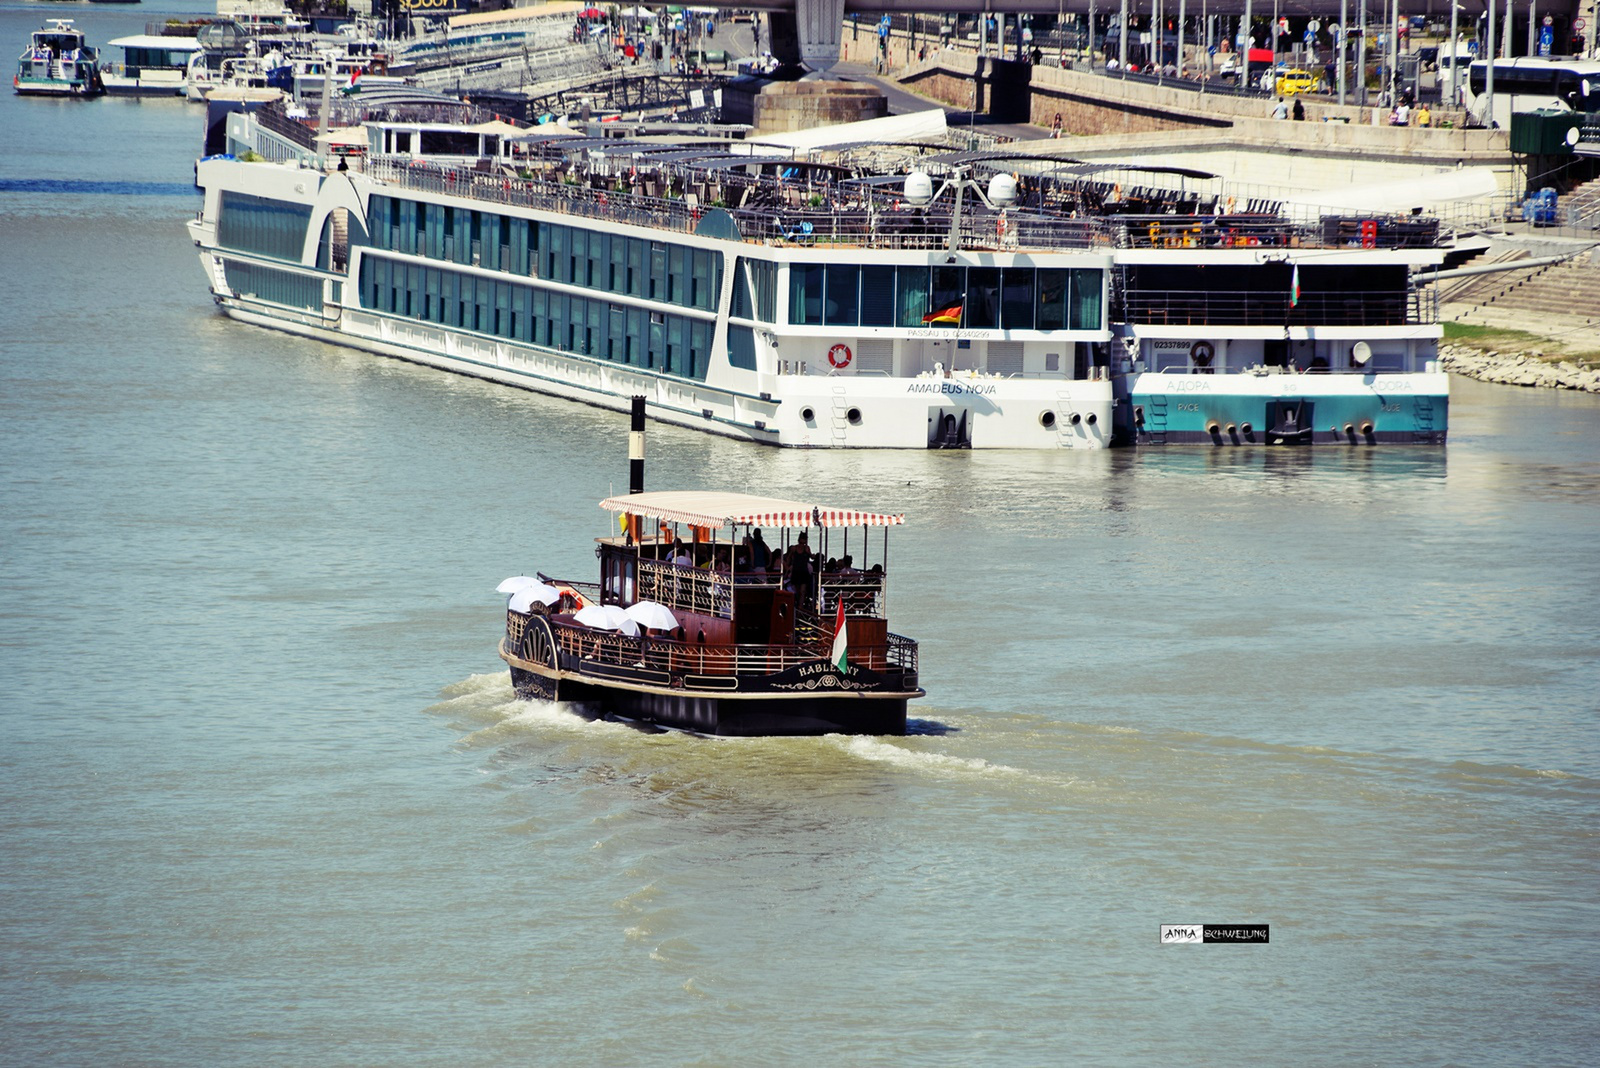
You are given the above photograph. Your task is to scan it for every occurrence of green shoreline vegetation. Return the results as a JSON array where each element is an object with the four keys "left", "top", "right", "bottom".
[{"left": 1442, "top": 322, "right": 1600, "bottom": 368}]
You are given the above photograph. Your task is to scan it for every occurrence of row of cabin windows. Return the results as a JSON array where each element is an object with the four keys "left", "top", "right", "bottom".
[
  {"left": 788, "top": 264, "right": 1104, "bottom": 331},
  {"left": 364, "top": 196, "right": 720, "bottom": 313},
  {"left": 223, "top": 260, "right": 322, "bottom": 310},
  {"left": 217, "top": 192, "right": 313, "bottom": 263},
  {"left": 358, "top": 255, "right": 714, "bottom": 380}
]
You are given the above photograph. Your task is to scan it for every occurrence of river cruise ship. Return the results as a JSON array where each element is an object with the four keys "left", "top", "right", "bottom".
[
  {"left": 499, "top": 490, "right": 923, "bottom": 736},
  {"left": 190, "top": 101, "right": 1451, "bottom": 448},
  {"left": 15, "top": 20, "right": 103, "bottom": 97}
]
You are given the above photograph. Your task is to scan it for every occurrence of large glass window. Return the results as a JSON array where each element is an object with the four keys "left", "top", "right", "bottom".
[
  {"left": 1070, "top": 269, "right": 1103, "bottom": 330},
  {"left": 929, "top": 266, "right": 965, "bottom": 326},
  {"left": 217, "top": 192, "right": 312, "bottom": 262},
  {"left": 1036, "top": 269, "right": 1068, "bottom": 330},
  {"left": 860, "top": 265, "right": 896, "bottom": 326},
  {"left": 965, "top": 267, "right": 1000, "bottom": 328},
  {"left": 824, "top": 264, "right": 860, "bottom": 326},
  {"left": 228, "top": 260, "right": 321, "bottom": 309},
  {"left": 1000, "top": 268, "right": 1034, "bottom": 330},
  {"left": 896, "top": 266, "right": 928, "bottom": 327},
  {"left": 788, "top": 263, "right": 824, "bottom": 325},
  {"left": 728, "top": 324, "right": 757, "bottom": 370}
]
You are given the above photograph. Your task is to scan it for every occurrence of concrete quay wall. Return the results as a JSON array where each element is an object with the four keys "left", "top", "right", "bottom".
[{"left": 840, "top": 30, "right": 1510, "bottom": 165}]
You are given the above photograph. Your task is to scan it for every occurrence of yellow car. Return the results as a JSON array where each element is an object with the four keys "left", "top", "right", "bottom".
[{"left": 1276, "top": 68, "right": 1317, "bottom": 95}]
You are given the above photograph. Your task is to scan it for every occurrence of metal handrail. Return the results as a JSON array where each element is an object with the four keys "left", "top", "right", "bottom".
[
  {"left": 1123, "top": 287, "right": 1436, "bottom": 326},
  {"left": 548, "top": 619, "right": 918, "bottom": 679}
]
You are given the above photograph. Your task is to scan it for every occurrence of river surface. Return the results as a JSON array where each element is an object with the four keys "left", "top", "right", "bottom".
[{"left": 2, "top": 5, "right": 1598, "bottom": 1064}]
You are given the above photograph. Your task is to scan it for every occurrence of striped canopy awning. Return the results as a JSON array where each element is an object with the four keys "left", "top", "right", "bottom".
[{"left": 599, "top": 491, "right": 904, "bottom": 529}]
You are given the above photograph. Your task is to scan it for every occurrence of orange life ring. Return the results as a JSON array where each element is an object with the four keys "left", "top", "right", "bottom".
[
  {"left": 556, "top": 587, "right": 586, "bottom": 610},
  {"left": 828, "top": 344, "right": 852, "bottom": 369},
  {"left": 996, "top": 213, "right": 1009, "bottom": 239}
]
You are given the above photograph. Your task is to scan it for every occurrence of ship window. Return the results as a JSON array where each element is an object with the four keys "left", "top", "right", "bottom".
[
  {"left": 692, "top": 249, "right": 716, "bottom": 311},
  {"left": 788, "top": 263, "right": 823, "bottom": 325},
  {"left": 966, "top": 267, "right": 999, "bottom": 328},
  {"left": 218, "top": 191, "right": 313, "bottom": 263},
  {"left": 608, "top": 304, "right": 625, "bottom": 359},
  {"left": 666, "top": 316, "right": 685, "bottom": 373},
  {"left": 224, "top": 260, "right": 321, "bottom": 310},
  {"left": 647, "top": 315, "right": 665, "bottom": 369},
  {"left": 930, "top": 266, "right": 965, "bottom": 326},
  {"left": 860, "top": 265, "right": 896, "bottom": 326},
  {"left": 627, "top": 239, "right": 645, "bottom": 297},
  {"left": 649, "top": 243, "right": 667, "bottom": 300},
  {"left": 1001, "top": 268, "right": 1034, "bottom": 330},
  {"left": 824, "top": 264, "right": 860, "bottom": 326},
  {"left": 365, "top": 196, "right": 390, "bottom": 250},
  {"left": 587, "top": 298, "right": 602, "bottom": 355},
  {"left": 559, "top": 293, "right": 576, "bottom": 350},
  {"left": 1069, "top": 269, "right": 1103, "bottom": 330},
  {"left": 1036, "top": 269, "right": 1068, "bottom": 330},
  {"left": 896, "top": 266, "right": 928, "bottom": 327},
  {"left": 609, "top": 236, "right": 627, "bottom": 291},
  {"left": 547, "top": 225, "right": 567, "bottom": 282},
  {"left": 668, "top": 245, "right": 688, "bottom": 304},
  {"left": 731, "top": 257, "right": 754, "bottom": 319},
  {"left": 587, "top": 231, "right": 604, "bottom": 288},
  {"left": 626, "top": 307, "right": 643, "bottom": 363},
  {"left": 454, "top": 207, "right": 470, "bottom": 265},
  {"left": 495, "top": 281, "right": 510, "bottom": 337},
  {"left": 689, "top": 319, "right": 711, "bottom": 380},
  {"left": 750, "top": 259, "right": 777, "bottom": 322},
  {"left": 530, "top": 288, "right": 547, "bottom": 344},
  {"left": 728, "top": 324, "right": 758, "bottom": 370}
]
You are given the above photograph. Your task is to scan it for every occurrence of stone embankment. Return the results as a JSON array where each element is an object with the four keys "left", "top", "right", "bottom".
[{"left": 1438, "top": 344, "right": 1600, "bottom": 393}]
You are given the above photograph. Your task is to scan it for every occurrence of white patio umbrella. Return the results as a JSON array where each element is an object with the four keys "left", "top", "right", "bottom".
[
  {"left": 573, "top": 603, "right": 640, "bottom": 637},
  {"left": 507, "top": 581, "right": 562, "bottom": 613},
  {"left": 625, "top": 600, "right": 678, "bottom": 631},
  {"left": 497, "top": 576, "right": 537, "bottom": 593}
]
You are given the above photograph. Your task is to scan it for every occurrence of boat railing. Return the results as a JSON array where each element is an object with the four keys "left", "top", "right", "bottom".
[
  {"left": 1117, "top": 213, "right": 1443, "bottom": 251},
  {"left": 1122, "top": 288, "right": 1435, "bottom": 326},
  {"left": 545, "top": 618, "right": 918, "bottom": 680},
  {"left": 635, "top": 556, "right": 734, "bottom": 618}
]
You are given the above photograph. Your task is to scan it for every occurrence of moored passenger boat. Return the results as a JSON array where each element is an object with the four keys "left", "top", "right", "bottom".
[
  {"left": 1110, "top": 212, "right": 1449, "bottom": 445},
  {"left": 189, "top": 102, "right": 1117, "bottom": 449},
  {"left": 499, "top": 490, "right": 923, "bottom": 736},
  {"left": 14, "top": 20, "right": 103, "bottom": 98}
]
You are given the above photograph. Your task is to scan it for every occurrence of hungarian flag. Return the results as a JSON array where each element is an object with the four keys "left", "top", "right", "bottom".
[
  {"left": 342, "top": 67, "right": 362, "bottom": 94},
  {"left": 922, "top": 303, "right": 962, "bottom": 324},
  {"left": 830, "top": 600, "right": 848, "bottom": 674},
  {"left": 1290, "top": 263, "right": 1300, "bottom": 308}
]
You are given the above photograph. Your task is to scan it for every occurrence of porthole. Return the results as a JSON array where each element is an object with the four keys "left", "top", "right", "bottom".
[
  {"left": 1039, "top": 410, "right": 1057, "bottom": 429},
  {"left": 846, "top": 407, "right": 863, "bottom": 426}
]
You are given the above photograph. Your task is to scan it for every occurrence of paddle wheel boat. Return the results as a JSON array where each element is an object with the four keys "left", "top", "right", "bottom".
[{"left": 498, "top": 490, "right": 923, "bottom": 736}]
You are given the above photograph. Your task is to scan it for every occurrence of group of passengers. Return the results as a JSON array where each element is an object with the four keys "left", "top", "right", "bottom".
[{"left": 661, "top": 528, "right": 882, "bottom": 602}]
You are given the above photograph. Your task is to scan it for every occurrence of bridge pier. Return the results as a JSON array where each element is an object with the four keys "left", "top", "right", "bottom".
[{"left": 768, "top": 0, "right": 846, "bottom": 76}]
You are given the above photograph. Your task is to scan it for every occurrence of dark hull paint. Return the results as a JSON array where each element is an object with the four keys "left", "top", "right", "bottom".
[{"left": 508, "top": 665, "right": 912, "bottom": 737}]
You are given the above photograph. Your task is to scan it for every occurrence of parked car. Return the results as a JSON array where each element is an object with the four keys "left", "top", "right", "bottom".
[{"left": 1275, "top": 68, "right": 1317, "bottom": 95}]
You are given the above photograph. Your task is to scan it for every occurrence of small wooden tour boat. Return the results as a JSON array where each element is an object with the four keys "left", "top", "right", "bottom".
[{"left": 498, "top": 489, "right": 923, "bottom": 736}]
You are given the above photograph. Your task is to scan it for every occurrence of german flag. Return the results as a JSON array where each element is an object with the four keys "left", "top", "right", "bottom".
[{"left": 922, "top": 303, "right": 962, "bottom": 325}]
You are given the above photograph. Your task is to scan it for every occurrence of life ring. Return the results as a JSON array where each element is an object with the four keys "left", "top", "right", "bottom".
[
  {"left": 828, "top": 344, "right": 853, "bottom": 369},
  {"left": 1190, "top": 341, "right": 1215, "bottom": 368}
]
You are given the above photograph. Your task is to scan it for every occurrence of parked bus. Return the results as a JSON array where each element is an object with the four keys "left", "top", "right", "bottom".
[{"left": 1465, "top": 57, "right": 1600, "bottom": 129}]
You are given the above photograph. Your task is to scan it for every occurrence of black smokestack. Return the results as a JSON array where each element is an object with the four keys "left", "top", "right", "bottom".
[{"left": 629, "top": 395, "right": 645, "bottom": 495}]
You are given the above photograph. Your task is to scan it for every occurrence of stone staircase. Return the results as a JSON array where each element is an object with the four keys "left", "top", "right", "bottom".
[
  {"left": 1444, "top": 249, "right": 1600, "bottom": 327},
  {"left": 1563, "top": 176, "right": 1600, "bottom": 229}
]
